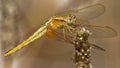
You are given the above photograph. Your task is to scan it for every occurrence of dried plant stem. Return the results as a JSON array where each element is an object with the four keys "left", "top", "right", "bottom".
[{"left": 73, "top": 42, "right": 92, "bottom": 68}]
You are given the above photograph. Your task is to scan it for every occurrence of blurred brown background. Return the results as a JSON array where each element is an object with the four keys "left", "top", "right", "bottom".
[{"left": 0, "top": 0, "right": 120, "bottom": 68}]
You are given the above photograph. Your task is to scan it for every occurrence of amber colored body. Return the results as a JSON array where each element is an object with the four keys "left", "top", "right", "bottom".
[{"left": 45, "top": 16, "right": 69, "bottom": 38}]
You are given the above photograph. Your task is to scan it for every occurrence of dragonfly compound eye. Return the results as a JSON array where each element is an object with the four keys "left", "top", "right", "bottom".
[{"left": 67, "top": 14, "right": 76, "bottom": 25}]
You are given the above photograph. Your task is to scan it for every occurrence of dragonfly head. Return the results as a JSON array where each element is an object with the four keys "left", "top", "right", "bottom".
[{"left": 67, "top": 14, "right": 76, "bottom": 26}]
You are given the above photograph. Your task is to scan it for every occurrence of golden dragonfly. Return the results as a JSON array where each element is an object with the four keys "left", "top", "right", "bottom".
[{"left": 4, "top": 3, "right": 117, "bottom": 57}]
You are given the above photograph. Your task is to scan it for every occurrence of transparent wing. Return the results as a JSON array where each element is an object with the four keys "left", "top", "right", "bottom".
[
  {"left": 57, "top": 4, "right": 105, "bottom": 20},
  {"left": 56, "top": 24, "right": 117, "bottom": 41},
  {"left": 55, "top": 27, "right": 106, "bottom": 51},
  {"left": 4, "top": 26, "right": 47, "bottom": 56},
  {"left": 74, "top": 17, "right": 117, "bottom": 38},
  {"left": 83, "top": 25, "right": 117, "bottom": 38},
  {"left": 76, "top": 18, "right": 90, "bottom": 25}
]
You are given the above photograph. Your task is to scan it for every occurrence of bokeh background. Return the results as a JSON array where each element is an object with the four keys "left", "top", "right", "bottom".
[{"left": 0, "top": 0, "right": 120, "bottom": 68}]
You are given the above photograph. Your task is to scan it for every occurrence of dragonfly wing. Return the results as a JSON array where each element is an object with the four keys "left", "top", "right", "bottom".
[
  {"left": 76, "top": 18, "right": 90, "bottom": 25},
  {"left": 91, "top": 44, "right": 106, "bottom": 51},
  {"left": 56, "top": 28, "right": 106, "bottom": 52},
  {"left": 86, "top": 42, "right": 106, "bottom": 51},
  {"left": 82, "top": 25, "right": 117, "bottom": 38},
  {"left": 4, "top": 26, "right": 47, "bottom": 56},
  {"left": 58, "top": 4, "right": 105, "bottom": 20}
]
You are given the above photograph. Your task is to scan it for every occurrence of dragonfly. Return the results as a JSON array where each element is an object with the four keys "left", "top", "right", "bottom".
[{"left": 4, "top": 3, "right": 117, "bottom": 58}]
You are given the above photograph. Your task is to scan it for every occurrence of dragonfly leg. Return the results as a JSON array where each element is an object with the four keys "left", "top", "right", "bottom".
[
  {"left": 66, "top": 24, "right": 74, "bottom": 34},
  {"left": 62, "top": 28, "right": 67, "bottom": 40}
]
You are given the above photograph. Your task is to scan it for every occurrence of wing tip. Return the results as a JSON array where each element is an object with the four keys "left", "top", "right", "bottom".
[
  {"left": 95, "top": 3, "right": 104, "bottom": 7},
  {"left": 95, "top": 3, "right": 105, "bottom": 11},
  {"left": 105, "top": 26, "right": 118, "bottom": 37}
]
